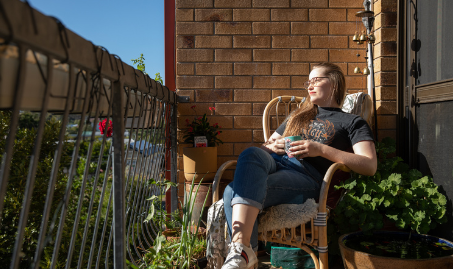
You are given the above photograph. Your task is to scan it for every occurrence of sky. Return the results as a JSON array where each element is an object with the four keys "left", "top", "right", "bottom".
[{"left": 30, "top": 0, "right": 166, "bottom": 82}]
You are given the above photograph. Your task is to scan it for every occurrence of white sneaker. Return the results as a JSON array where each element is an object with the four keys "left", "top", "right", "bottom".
[{"left": 221, "top": 242, "right": 258, "bottom": 269}]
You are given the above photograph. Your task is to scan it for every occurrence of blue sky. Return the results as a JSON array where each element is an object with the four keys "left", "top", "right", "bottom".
[{"left": 30, "top": 0, "right": 166, "bottom": 82}]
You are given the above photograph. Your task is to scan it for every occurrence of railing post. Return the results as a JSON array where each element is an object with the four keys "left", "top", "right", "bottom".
[
  {"left": 112, "top": 80, "right": 126, "bottom": 268},
  {"left": 171, "top": 93, "right": 178, "bottom": 213}
]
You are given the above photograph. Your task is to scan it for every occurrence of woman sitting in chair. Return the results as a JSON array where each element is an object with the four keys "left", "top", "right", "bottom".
[{"left": 221, "top": 62, "right": 377, "bottom": 269}]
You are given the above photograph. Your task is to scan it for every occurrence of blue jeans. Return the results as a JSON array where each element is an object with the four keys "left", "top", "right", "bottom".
[{"left": 223, "top": 147, "right": 323, "bottom": 250}]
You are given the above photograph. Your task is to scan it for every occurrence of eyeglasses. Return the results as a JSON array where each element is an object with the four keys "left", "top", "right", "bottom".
[{"left": 303, "top": 77, "right": 329, "bottom": 88}]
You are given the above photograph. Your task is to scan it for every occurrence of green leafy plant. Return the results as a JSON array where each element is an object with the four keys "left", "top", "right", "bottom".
[
  {"left": 332, "top": 137, "right": 447, "bottom": 236},
  {"left": 144, "top": 178, "right": 180, "bottom": 232},
  {"left": 142, "top": 177, "right": 210, "bottom": 269},
  {"left": 183, "top": 106, "right": 223, "bottom": 147},
  {"left": 131, "top": 53, "right": 163, "bottom": 84}
]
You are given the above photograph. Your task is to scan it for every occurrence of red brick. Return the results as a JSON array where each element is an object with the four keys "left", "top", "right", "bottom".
[
  {"left": 311, "top": 36, "right": 348, "bottom": 48},
  {"left": 176, "top": 89, "right": 195, "bottom": 101},
  {"left": 374, "top": 57, "right": 396, "bottom": 72},
  {"left": 272, "top": 36, "right": 309, "bottom": 48},
  {"left": 195, "top": 89, "right": 233, "bottom": 102},
  {"left": 234, "top": 90, "right": 271, "bottom": 101},
  {"left": 176, "top": 22, "right": 214, "bottom": 35},
  {"left": 234, "top": 143, "right": 262, "bottom": 155},
  {"left": 233, "top": 9, "right": 270, "bottom": 21},
  {"left": 234, "top": 116, "right": 263, "bottom": 128},
  {"left": 254, "top": 76, "right": 290, "bottom": 88},
  {"left": 347, "top": 9, "right": 363, "bottom": 21},
  {"left": 219, "top": 130, "right": 253, "bottom": 142},
  {"left": 346, "top": 76, "right": 367, "bottom": 89},
  {"left": 253, "top": 22, "right": 290, "bottom": 35},
  {"left": 177, "top": 49, "right": 214, "bottom": 62},
  {"left": 329, "top": 0, "right": 363, "bottom": 8},
  {"left": 374, "top": 42, "right": 397, "bottom": 58},
  {"left": 196, "top": 63, "right": 233, "bottom": 75},
  {"left": 234, "top": 36, "right": 271, "bottom": 48},
  {"left": 291, "top": 0, "right": 328, "bottom": 8},
  {"left": 253, "top": 49, "right": 291, "bottom": 61},
  {"left": 291, "top": 76, "right": 309, "bottom": 88},
  {"left": 176, "top": 9, "right": 194, "bottom": 21},
  {"left": 292, "top": 49, "right": 328, "bottom": 62},
  {"left": 178, "top": 103, "right": 214, "bottom": 115},
  {"left": 253, "top": 103, "right": 267, "bottom": 116},
  {"left": 374, "top": 0, "right": 398, "bottom": 14},
  {"left": 329, "top": 49, "right": 359, "bottom": 62},
  {"left": 376, "top": 100, "right": 396, "bottom": 114},
  {"left": 177, "top": 76, "right": 214, "bottom": 89},
  {"left": 271, "top": 9, "right": 308, "bottom": 21},
  {"left": 234, "top": 63, "right": 272, "bottom": 75},
  {"left": 177, "top": 36, "right": 194, "bottom": 49},
  {"left": 374, "top": 12, "right": 397, "bottom": 29},
  {"left": 329, "top": 22, "right": 360, "bottom": 35},
  {"left": 309, "top": 9, "right": 346, "bottom": 21},
  {"left": 375, "top": 72, "right": 396, "bottom": 86},
  {"left": 272, "top": 89, "right": 307, "bottom": 98},
  {"left": 176, "top": 0, "right": 214, "bottom": 8},
  {"left": 214, "top": 0, "right": 252, "bottom": 8},
  {"left": 177, "top": 63, "right": 195, "bottom": 75},
  {"left": 218, "top": 143, "right": 234, "bottom": 155},
  {"left": 253, "top": 129, "right": 265, "bottom": 142},
  {"left": 377, "top": 115, "right": 397, "bottom": 129},
  {"left": 377, "top": 130, "right": 396, "bottom": 142},
  {"left": 195, "top": 9, "right": 233, "bottom": 21},
  {"left": 375, "top": 28, "right": 397, "bottom": 43},
  {"left": 215, "top": 49, "right": 253, "bottom": 62},
  {"left": 375, "top": 86, "right": 397, "bottom": 101},
  {"left": 292, "top": 22, "right": 328, "bottom": 35},
  {"left": 216, "top": 103, "right": 252, "bottom": 115},
  {"left": 273, "top": 63, "right": 309, "bottom": 75},
  {"left": 252, "top": 0, "right": 290, "bottom": 8},
  {"left": 179, "top": 115, "right": 231, "bottom": 129},
  {"left": 215, "top": 76, "right": 253, "bottom": 88},
  {"left": 215, "top": 22, "right": 252, "bottom": 35},
  {"left": 195, "top": 36, "right": 233, "bottom": 48}
]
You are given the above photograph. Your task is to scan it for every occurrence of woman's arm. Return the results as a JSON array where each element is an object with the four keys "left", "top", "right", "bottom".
[
  {"left": 288, "top": 140, "right": 377, "bottom": 176},
  {"left": 260, "top": 131, "right": 286, "bottom": 155}
]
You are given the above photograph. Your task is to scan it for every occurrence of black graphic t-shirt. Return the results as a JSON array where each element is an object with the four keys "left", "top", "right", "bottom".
[{"left": 275, "top": 107, "right": 374, "bottom": 175}]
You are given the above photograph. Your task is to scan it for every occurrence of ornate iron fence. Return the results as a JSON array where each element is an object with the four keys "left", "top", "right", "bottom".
[{"left": 0, "top": 1, "right": 178, "bottom": 268}]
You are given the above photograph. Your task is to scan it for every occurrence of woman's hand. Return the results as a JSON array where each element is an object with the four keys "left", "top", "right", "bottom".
[
  {"left": 261, "top": 132, "right": 286, "bottom": 155},
  {"left": 287, "top": 140, "right": 323, "bottom": 159}
]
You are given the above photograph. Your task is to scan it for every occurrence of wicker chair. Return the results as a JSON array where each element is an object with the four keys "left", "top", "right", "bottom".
[{"left": 210, "top": 93, "right": 373, "bottom": 269}]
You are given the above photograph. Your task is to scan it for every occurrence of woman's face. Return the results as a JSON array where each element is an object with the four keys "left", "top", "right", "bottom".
[{"left": 307, "top": 68, "right": 337, "bottom": 107}]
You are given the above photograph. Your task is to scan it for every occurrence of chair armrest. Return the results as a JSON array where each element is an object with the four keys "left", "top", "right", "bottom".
[
  {"left": 318, "top": 163, "right": 350, "bottom": 213},
  {"left": 212, "top": 160, "right": 237, "bottom": 203}
]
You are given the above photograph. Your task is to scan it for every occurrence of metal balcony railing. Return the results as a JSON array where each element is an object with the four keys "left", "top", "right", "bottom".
[{"left": 0, "top": 1, "right": 178, "bottom": 268}]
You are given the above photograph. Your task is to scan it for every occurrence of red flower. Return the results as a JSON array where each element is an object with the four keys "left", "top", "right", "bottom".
[
  {"left": 209, "top": 107, "right": 215, "bottom": 111},
  {"left": 197, "top": 116, "right": 202, "bottom": 120},
  {"left": 188, "top": 127, "right": 193, "bottom": 132},
  {"left": 213, "top": 123, "right": 218, "bottom": 127},
  {"left": 190, "top": 105, "right": 196, "bottom": 109},
  {"left": 217, "top": 131, "right": 220, "bottom": 135},
  {"left": 98, "top": 118, "right": 113, "bottom": 137}
]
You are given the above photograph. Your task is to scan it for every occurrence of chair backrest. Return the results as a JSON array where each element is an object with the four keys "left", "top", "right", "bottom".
[{"left": 262, "top": 93, "right": 373, "bottom": 141}]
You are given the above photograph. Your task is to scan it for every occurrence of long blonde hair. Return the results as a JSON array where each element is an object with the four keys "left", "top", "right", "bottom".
[{"left": 282, "top": 62, "right": 346, "bottom": 137}]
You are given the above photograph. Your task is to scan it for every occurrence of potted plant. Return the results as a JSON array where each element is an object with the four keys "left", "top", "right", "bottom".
[
  {"left": 182, "top": 106, "right": 223, "bottom": 183},
  {"left": 330, "top": 138, "right": 453, "bottom": 268}
]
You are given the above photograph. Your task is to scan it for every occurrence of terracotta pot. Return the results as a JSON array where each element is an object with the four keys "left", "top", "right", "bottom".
[
  {"left": 339, "top": 231, "right": 453, "bottom": 269},
  {"left": 183, "top": 147, "right": 217, "bottom": 182},
  {"left": 185, "top": 182, "right": 213, "bottom": 227}
]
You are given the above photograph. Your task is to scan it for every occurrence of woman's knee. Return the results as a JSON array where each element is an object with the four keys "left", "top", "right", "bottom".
[{"left": 238, "top": 147, "right": 267, "bottom": 163}]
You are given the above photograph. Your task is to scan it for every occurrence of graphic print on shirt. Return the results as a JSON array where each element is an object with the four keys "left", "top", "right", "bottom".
[{"left": 302, "top": 118, "right": 335, "bottom": 145}]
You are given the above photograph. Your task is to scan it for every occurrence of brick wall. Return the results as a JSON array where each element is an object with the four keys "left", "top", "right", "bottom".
[
  {"left": 175, "top": 0, "right": 394, "bottom": 200},
  {"left": 373, "top": 0, "right": 398, "bottom": 140}
]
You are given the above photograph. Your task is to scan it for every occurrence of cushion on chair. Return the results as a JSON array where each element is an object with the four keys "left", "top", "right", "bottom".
[{"left": 257, "top": 199, "right": 318, "bottom": 234}]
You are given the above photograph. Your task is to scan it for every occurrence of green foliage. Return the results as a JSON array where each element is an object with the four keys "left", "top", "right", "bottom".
[
  {"left": 144, "top": 178, "right": 181, "bottom": 232},
  {"left": 131, "top": 53, "right": 163, "bottom": 85},
  {"left": 142, "top": 177, "right": 210, "bottom": 269},
  {"left": 332, "top": 137, "right": 447, "bottom": 237}
]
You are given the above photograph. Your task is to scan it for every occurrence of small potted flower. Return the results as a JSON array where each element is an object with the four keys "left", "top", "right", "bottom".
[{"left": 182, "top": 106, "right": 223, "bottom": 183}]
